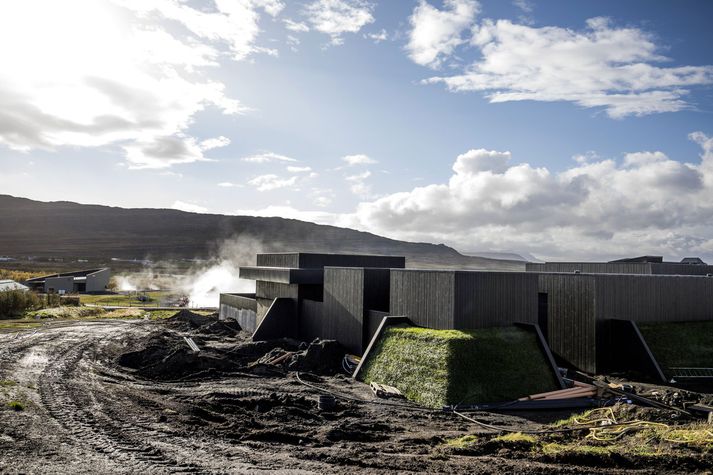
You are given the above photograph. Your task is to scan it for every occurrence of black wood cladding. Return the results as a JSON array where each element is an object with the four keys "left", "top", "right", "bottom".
[
  {"left": 537, "top": 273, "right": 713, "bottom": 373},
  {"left": 257, "top": 253, "right": 405, "bottom": 269},
  {"left": 389, "top": 270, "right": 538, "bottom": 330}
]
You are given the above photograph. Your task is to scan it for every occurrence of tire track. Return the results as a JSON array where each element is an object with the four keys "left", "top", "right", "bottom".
[{"left": 37, "top": 340, "right": 202, "bottom": 473}]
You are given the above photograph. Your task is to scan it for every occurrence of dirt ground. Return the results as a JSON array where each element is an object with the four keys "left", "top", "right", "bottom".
[{"left": 0, "top": 316, "right": 711, "bottom": 474}]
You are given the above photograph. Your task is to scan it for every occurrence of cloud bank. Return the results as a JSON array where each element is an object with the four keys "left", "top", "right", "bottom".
[
  {"left": 408, "top": 1, "right": 713, "bottom": 117},
  {"left": 0, "top": 0, "right": 279, "bottom": 168},
  {"left": 342, "top": 133, "right": 713, "bottom": 260}
]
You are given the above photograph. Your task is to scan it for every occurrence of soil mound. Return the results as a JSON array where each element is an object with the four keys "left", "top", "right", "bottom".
[
  {"left": 167, "top": 310, "right": 214, "bottom": 330},
  {"left": 118, "top": 332, "right": 241, "bottom": 380}
]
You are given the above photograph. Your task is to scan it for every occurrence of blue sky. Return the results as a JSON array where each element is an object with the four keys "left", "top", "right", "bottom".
[{"left": 1, "top": 0, "right": 713, "bottom": 260}]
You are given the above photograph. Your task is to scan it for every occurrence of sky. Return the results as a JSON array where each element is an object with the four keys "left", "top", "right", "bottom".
[{"left": 1, "top": 0, "right": 713, "bottom": 261}]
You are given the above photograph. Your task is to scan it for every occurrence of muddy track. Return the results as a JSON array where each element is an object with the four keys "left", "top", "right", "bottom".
[
  {"left": 38, "top": 341, "right": 200, "bottom": 473},
  {"left": 0, "top": 320, "right": 695, "bottom": 474}
]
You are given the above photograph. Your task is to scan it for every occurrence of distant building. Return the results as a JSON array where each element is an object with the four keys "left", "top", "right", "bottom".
[
  {"left": 0, "top": 279, "right": 29, "bottom": 292},
  {"left": 25, "top": 268, "right": 110, "bottom": 294},
  {"left": 526, "top": 256, "right": 713, "bottom": 275},
  {"left": 680, "top": 257, "right": 707, "bottom": 265}
]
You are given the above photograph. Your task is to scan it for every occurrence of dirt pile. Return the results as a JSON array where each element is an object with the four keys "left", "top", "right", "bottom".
[
  {"left": 248, "top": 339, "right": 346, "bottom": 376},
  {"left": 117, "top": 317, "right": 346, "bottom": 381}
]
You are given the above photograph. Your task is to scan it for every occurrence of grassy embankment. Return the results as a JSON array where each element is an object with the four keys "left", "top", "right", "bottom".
[
  {"left": 638, "top": 321, "right": 713, "bottom": 370},
  {"left": 359, "top": 325, "right": 558, "bottom": 408}
]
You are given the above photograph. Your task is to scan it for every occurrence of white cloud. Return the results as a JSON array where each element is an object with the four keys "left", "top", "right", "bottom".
[
  {"left": 425, "top": 17, "right": 713, "bottom": 117},
  {"left": 217, "top": 182, "right": 243, "bottom": 188},
  {"left": 200, "top": 136, "right": 231, "bottom": 151},
  {"left": 407, "top": 0, "right": 480, "bottom": 68},
  {"left": 346, "top": 170, "right": 373, "bottom": 198},
  {"left": 365, "top": 29, "right": 388, "bottom": 43},
  {"left": 303, "top": 0, "right": 374, "bottom": 45},
  {"left": 242, "top": 152, "right": 298, "bottom": 163},
  {"left": 342, "top": 153, "right": 377, "bottom": 165},
  {"left": 287, "top": 165, "right": 312, "bottom": 173},
  {"left": 248, "top": 174, "right": 299, "bottom": 191},
  {"left": 284, "top": 18, "right": 310, "bottom": 32},
  {"left": 171, "top": 200, "right": 208, "bottom": 213},
  {"left": 343, "top": 134, "right": 713, "bottom": 260},
  {"left": 235, "top": 205, "right": 338, "bottom": 223},
  {"left": 0, "top": 0, "right": 282, "bottom": 167}
]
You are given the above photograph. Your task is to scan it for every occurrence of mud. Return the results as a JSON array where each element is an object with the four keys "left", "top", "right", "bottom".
[{"left": 0, "top": 317, "right": 710, "bottom": 474}]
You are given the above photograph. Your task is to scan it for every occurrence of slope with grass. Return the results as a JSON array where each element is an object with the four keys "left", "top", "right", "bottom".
[{"left": 359, "top": 325, "right": 559, "bottom": 407}]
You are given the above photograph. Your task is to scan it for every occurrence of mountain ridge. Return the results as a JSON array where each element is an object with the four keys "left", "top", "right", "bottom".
[{"left": 0, "top": 194, "right": 524, "bottom": 270}]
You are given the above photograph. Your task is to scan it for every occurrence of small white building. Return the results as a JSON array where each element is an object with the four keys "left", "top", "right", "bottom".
[{"left": 0, "top": 279, "right": 29, "bottom": 292}]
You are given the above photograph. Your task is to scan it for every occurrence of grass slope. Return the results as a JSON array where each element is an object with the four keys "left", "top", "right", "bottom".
[
  {"left": 638, "top": 321, "right": 713, "bottom": 369},
  {"left": 360, "top": 325, "right": 558, "bottom": 408}
]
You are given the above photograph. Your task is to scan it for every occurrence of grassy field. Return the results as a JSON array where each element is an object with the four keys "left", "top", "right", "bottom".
[
  {"left": 0, "top": 307, "right": 214, "bottom": 332},
  {"left": 359, "top": 325, "right": 558, "bottom": 407},
  {"left": 79, "top": 291, "right": 170, "bottom": 307}
]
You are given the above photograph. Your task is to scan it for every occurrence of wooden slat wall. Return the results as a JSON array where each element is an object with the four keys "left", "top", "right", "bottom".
[
  {"left": 256, "top": 282, "right": 298, "bottom": 319},
  {"left": 256, "top": 253, "right": 300, "bottom": 268},
  {"left": 255, "top": 253, "right": 405, "bottom": 269},
  {"left": 594, "top": 274, "right": 713, "bottom": 323},
  {"left": 299, "top": 299, "right": 324, "bottom": 343},
  {"left": 454, "top": 272, "right": 538, "bottom": 328},
  {"left": 526, "top": 262, "right": 651, "bottom": 274},
  {"left": 538, "top": 274, "right": 597, "bottom": 373},
  {"left": 300, "top": 254, "right": 405, "bottom": 269},
  {"left": 323, "top": 268, "right": 365, "bottom": 355},
  {"left": 651, "top": 263, "right": 713, "bottom": 275},
  {"left": 389, "top": 270, "right": 455, "bottom": 329}
]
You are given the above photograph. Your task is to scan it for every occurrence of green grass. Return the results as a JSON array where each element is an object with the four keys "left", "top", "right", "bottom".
[
  {"left": 359, "top": 325, "right": 558, "bottom": 408},
  {"left": 6, "top": 400, "right": 24, "bottom": 411},
  {"left": 0, "top": 380, "right": 17, "bottom": 387},
  {"left": 638, "top": 321, "right": 713, "bottom": 369},
  {"left": 79, "top": 291, "right": 169, "bottom": 307},
  {"left": 446, "top": 435, "right": 479, "bottom": 449}
]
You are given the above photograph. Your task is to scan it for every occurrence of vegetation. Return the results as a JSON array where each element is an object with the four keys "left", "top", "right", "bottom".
[
  {"left": 359, "top": 325, "right": 558, "bottom": 408},
  {"left": 446, "top": 435, "right": 479, "bottom": 449},
  {"left": 79, "top": 291, "right": 169, "bottom": 307},
  {"left": 6, "top": 400, "right": 25, "bottom": 411},
  {"left": 638, "top": 321, "right": 713, "bottom": 369},
  {"left": 0, "top": 380, "right": 17, "bottom": 387},
  {"left": 443, "top": 405, "right": 713, "bottom": 462},
  {"left": 0, "top": 290, "right": 42, "bottom": 319},
  {"left": 0, "top": 268, "right": 48, "bottom": 282}
]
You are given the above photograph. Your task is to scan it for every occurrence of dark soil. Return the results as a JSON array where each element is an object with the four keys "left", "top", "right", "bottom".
[{"left": 0, "top": 317, "right": 711, "bottom": 474}]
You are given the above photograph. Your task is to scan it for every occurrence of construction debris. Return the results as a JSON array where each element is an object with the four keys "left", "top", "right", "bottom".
[{"left": 370, "top": 382, "right": 404, "bottom": 399}]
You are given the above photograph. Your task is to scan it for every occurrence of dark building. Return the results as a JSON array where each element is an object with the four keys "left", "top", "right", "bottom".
[
  {"left": 220, "top": 253, "right": 404, "bottom": 355},
  {"left": 222, "top": 252, "right": 713, "bottom": 375},
  {"left": 526, "top": 256, "right": 713, "bottom": 276},
  {"left": 536, "top": 272, "right": 713, "bottom": 373}
]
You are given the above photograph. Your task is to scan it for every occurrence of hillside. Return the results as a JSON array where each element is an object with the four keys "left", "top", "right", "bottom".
[{"left": 0, "top": 195, "right": 524, "bottom": 270}]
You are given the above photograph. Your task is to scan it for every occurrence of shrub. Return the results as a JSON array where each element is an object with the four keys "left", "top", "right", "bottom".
[
  {"left": 7, "top": 400, "right": 25, "bottom": 411},
  {"left": 0, "top": 290, "right": 42, "bottom": 319}
]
